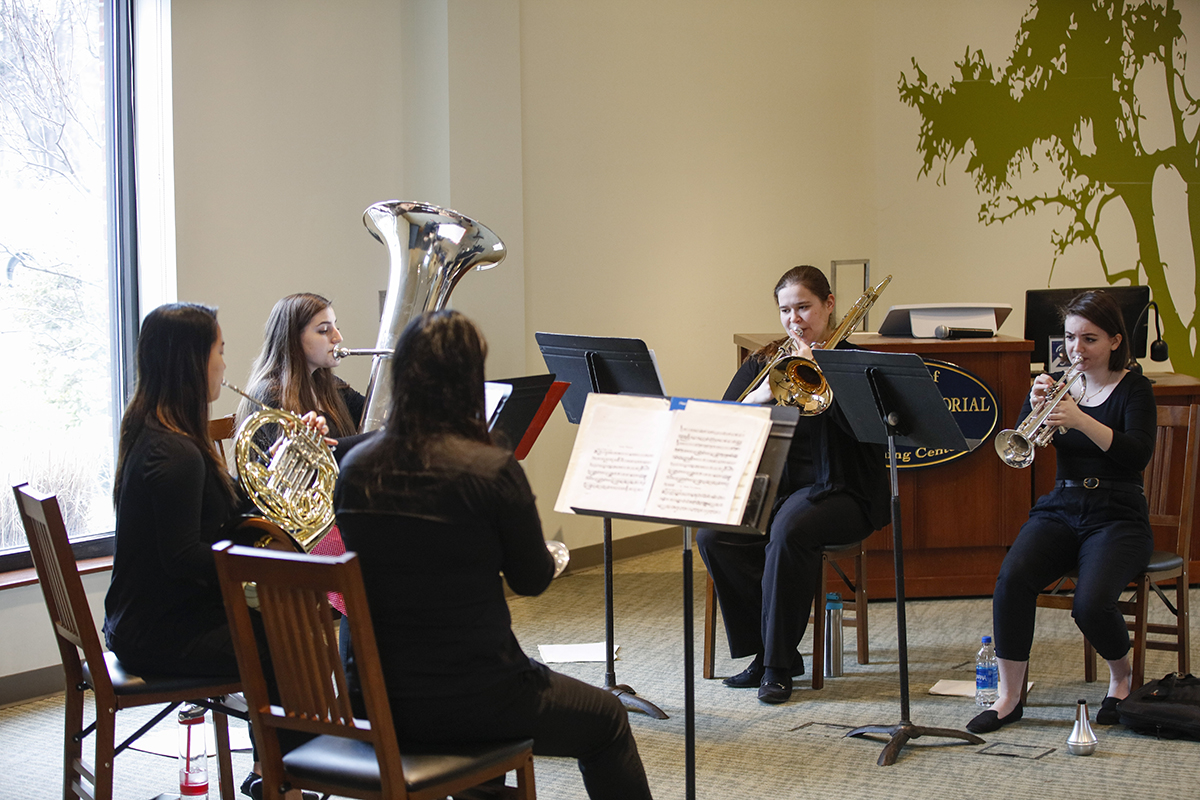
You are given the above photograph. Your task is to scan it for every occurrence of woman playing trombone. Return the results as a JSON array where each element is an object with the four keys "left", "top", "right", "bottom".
[
  {"left": 697, "top": 265, "right": 889, "bottom": 704},
  {"left": 969, "top": 290, "right": 1157, "bottom": 733}
]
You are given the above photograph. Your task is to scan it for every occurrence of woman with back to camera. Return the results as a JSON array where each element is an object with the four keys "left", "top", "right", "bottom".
[
  {"left": 696, "top": 265, "right": 890, "bottom": 705},
  {"left": 333, "top": 309, "right": 654, "bottom": 800},
  {"left": 103, "top": 302, "right": 326, "bottom": 800},
  {"left": 969, "top": 290, "right": 1156, "bottom": 734}
]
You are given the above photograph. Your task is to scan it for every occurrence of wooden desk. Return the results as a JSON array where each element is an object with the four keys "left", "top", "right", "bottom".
[{"left": 736, "top": 333, "right": 1200, "bottom": 595}]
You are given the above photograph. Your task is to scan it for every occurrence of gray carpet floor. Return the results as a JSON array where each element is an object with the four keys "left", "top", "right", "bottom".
[{"left": 2, "top": 545, "right": 1197, "bottom": 799}]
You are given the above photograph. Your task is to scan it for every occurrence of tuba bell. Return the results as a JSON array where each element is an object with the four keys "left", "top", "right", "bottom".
[{"left": 358, "top": 201, "right": 507, "bottom": 432}]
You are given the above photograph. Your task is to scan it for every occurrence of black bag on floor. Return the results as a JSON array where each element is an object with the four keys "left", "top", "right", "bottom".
[{"left": 1117, "top": 672, "right": 1200, "bottom": 740}]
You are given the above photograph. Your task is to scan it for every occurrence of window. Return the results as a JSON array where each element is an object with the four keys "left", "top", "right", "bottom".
[{"left": 0, "top": 0, "right": 141, "bottom": 570}]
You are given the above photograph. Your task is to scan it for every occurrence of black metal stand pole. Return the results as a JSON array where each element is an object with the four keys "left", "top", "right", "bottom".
[
  {"left": 683, "top": 527, "right": 696, "bottom": 800},
  {"left": 846, "top": 377, "right": 983, "bottom": 764},
  {"left": 602, "top": 516, "right": 668, "bottom": 719}
]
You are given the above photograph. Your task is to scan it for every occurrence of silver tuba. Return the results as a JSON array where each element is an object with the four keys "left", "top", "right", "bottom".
[{"left": 358, "top": 201, "right": 507, "bottom": 432}]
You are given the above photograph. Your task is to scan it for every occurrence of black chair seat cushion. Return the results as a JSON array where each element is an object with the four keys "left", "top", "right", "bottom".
[
  {"left": 84, "top": 652, "right": 239, "bottom": 697},
  {"left": 1145, "top": 550, "right": 1184, "bottom": 574},
  {"left": 1058, "top": 551, "right": 1183, "bottom": 583},
  {"left": 282, "top": 734, "right": 533, "bottom": 794}
]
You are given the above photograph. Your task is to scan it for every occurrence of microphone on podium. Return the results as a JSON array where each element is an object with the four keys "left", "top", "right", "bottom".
[{"left": 933, "top": 325, "right": 995, "bottom": 340}]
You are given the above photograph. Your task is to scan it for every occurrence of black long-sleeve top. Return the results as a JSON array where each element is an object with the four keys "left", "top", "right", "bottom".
[
  {"left": 1018, "top": 370, "right": 1157, "bottom": 483},
  {"left": 103, "top": 421, "right": 245, "bottom": 656},
  {"left": 333, "top": 434, "right": 555, "bottom": 699},
  {"left": 724, "top": 343, "right": 890, "bottom": 530}
]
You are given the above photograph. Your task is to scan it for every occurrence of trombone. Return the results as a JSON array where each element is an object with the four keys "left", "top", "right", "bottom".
[{"left": 737, "top": 274, "right": 892, "bottom": 415}]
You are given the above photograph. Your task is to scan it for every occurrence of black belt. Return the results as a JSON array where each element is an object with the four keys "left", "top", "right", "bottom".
[{"left": 1057, "top": 478, "right": 1143, "bottom": 494}]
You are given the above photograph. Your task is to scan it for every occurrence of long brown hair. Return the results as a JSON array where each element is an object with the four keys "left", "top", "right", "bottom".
[
  {"left": 238, "top": 293, "right": 357, "bottom": 436},
  {"left": 378, "top": 309, "right": 491, "bottom": 466},
  {"left": 752, "top": 265, "right": 835, "bottom": 360},
  {"left": 113, "top": 303, "right": 234, "bottom": 505}
]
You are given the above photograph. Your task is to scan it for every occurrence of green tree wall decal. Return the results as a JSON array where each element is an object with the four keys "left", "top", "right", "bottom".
[{"left": 899, "top": 0, "right": 1200, "bottom": 374}]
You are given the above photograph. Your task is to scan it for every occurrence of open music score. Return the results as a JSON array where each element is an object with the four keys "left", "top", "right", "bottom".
[{"left": 554, "top": 394, "right": 772, "bottom": 527}]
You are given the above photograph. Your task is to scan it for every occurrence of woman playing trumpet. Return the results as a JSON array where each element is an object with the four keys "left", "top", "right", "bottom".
[
  {"left": 969, "top": 290, "right": 1157, "bottom": 733},
  {"left": 697, "top": 265, "right": 889, "bottom": 704}
]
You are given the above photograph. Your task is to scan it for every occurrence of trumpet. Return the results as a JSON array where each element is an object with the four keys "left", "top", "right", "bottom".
[
  {"left": 737, "top": 274, "right": 891, "bottom": 415},
  {"left": 994, "top": 358, "right": 1085, "bottom": 469}
]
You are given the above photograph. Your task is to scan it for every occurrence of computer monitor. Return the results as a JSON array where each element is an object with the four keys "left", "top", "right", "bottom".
[{"left": 1024, "top": 286, "right": 1150, "bottom": 372}]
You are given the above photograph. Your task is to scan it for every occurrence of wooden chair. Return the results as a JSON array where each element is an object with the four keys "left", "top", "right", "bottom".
[
  {"left": 210, "top": 414, "right": 237, "bottom": 466},
  {"left": 1033, "top": 403, "right": 1198, "bottom": 693},
  {"left": 13, "top": 483, "right": 241, "bottom": 800},
  {"left": 212, "top": 542, "right": 536, "bottom": 800},
  {"left": 702, "top": 541, "right": 869, "bottom": 688}
]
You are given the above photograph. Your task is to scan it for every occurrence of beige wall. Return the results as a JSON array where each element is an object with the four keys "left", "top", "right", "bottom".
[{"left": 165, "top": 0, "right": 1186, "bottom": 551}]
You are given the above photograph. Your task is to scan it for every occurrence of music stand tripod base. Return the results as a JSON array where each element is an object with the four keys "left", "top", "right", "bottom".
[{"left": 847, "top": 721, "right": 985, "bottom": 767}]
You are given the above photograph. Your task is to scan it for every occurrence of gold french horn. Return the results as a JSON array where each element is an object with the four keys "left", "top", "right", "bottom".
[{"left": 222, "top": 380, "right": 338, "bottom": 552}]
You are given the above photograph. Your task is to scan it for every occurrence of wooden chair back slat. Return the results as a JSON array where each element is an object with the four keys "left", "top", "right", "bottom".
[{"left": 14, "top": 485, "right": 108, "bottom": 689}]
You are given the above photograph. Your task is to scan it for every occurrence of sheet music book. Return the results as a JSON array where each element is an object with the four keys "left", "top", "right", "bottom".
[{"left": 554, "top": 394, "right": 772, "bottom": 527}]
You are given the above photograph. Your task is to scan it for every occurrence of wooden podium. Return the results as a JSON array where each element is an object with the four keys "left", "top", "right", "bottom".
[{"left": 733, "top": 332, "right": 1200, "bottom": 596}]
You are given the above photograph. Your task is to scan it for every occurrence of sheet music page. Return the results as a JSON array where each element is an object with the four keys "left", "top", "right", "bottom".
[
  {"left": 554, "top": 394, "right": 672, "bottom": 515},
  {"left": 484, "top": 381, "right": 513, "bottom": 431},
  {"left": 643, "top": 401, "right": 772, "bottom": 525}
]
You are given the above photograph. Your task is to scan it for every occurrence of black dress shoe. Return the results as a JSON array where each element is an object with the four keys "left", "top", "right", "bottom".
[
  {"left": 966, "top": 703, "right": 1023, "bottom": 734},
  {"left": 758, "top": 673, "right": 793, "bottom": 704},
  {"left": 1096, "top": 696, "right": 1121, "bottom": 725},
  {"left": 723, "top": 653, "right": 805, "bottom": 688}
]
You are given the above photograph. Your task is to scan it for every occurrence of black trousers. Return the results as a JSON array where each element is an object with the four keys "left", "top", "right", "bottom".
[
  {"left": 696, "top": 486, "right": 873, "bottom": 668},
  {"left": 389, "top": 660, "right": 652, "bottom": 800},
  {"left": 992, "top": 486, "right": 1153, "bottom": 662}
]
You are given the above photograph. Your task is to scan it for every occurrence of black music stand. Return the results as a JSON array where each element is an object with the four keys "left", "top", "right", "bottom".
[
  {"left": 487, "top": 374, "right": 558, "bottom": 452},
  {"left": 812, "top": 348, "right": 986, "bottom": 766},
  {"left": 535, "top": 332, "right": 670, "bottom": 718},
  {"left": 572, "top": 400, "right": 798, "bottom": 800}
]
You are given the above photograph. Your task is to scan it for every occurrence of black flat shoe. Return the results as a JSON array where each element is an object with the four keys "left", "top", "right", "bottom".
[
  {"left": 1096, "top": 696, "right": 1121, "bottom": 725},
  {"left": 241, "top": 773, "right": 322, "bottom": 800},
  {"left": 966, "top": 703, "right": 1024, "bottom": 734},
  {"left": 723, "top": 660, "right": 764, "bottom": 688},
  {"left": 758, "top": 674, "right": 793, "bottom": 704}
]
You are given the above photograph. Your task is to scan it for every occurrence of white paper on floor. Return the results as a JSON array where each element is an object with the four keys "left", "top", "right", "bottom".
[
  {"left": 928, "top": 679, "right": 1033, "bottom": 697},
  {"left": 537, "top": 642, "right": 619, "bottom": 663},
  {"left": 130, "top": 716, "right": 253, "bottom": 757}
]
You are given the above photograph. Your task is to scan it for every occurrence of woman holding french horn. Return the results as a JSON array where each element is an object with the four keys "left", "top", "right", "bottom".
[
  {"left": 697, "top": 265, "right": 890, "bottom": 704},
  {"left": 969, "top": 290, "right": 1157, "bottom": 734}
]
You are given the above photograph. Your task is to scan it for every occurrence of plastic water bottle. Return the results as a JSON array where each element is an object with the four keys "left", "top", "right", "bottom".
[
  {"left": 178, "top": 705, "right": 209, "bottom": 797},
  {"left": 975, "top": 635, "right": 998, "bottom": 707}
]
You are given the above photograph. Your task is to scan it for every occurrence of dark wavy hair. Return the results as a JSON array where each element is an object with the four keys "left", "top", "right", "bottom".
[
  {"left": 113, "top": 303, "right": 233, "bottom": 505},
  {"left": 1062, "top": 290, "right": 1132, "bottom": 371},
  {"left": 238, "top": 293, "right": 357, "bottom": 436},
  {"left": 381, "top": 309, "right": 491, "bottom": 462},
  {"left": 753, "top": 265, "right": 835, "bottom": 360}
]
